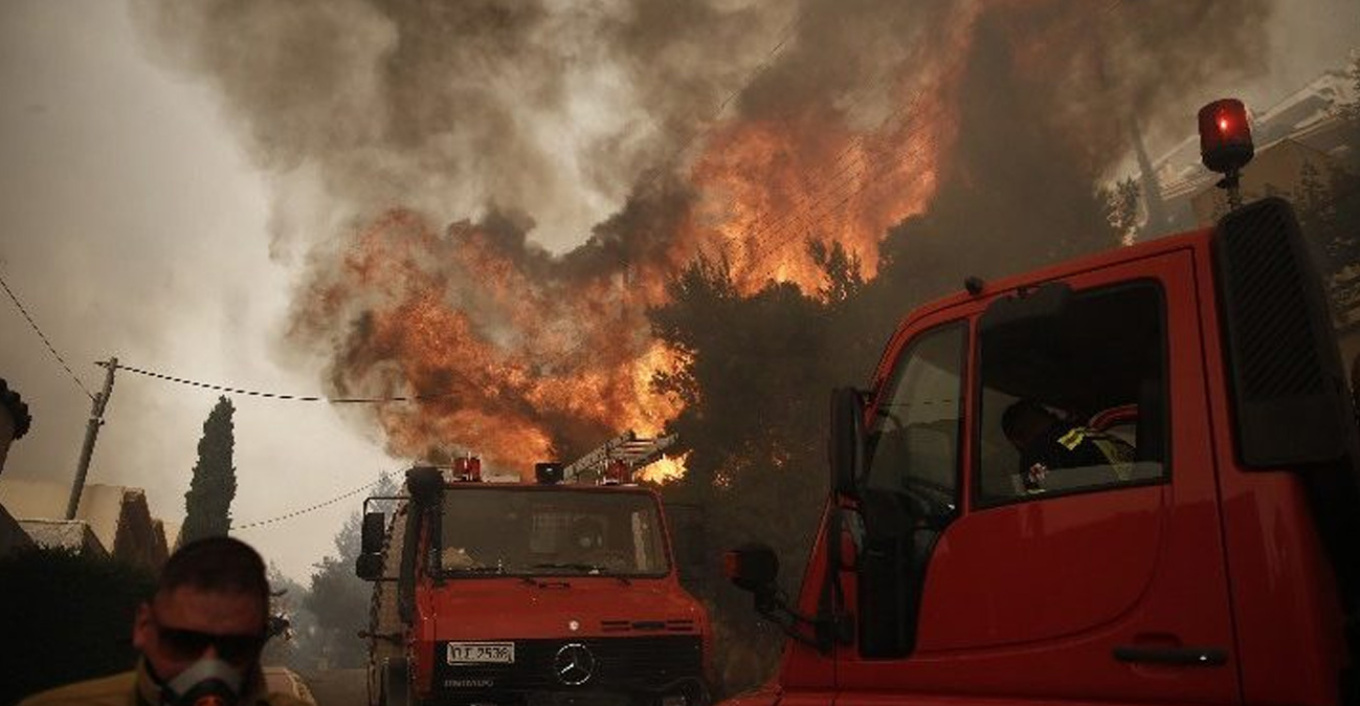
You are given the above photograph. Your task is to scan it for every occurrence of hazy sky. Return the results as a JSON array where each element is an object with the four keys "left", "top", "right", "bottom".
[
  {"left": 0, "top": 1, "right": 394, "bottom": 582},
  {"left": 1, "top": 0, "right": 1357, "bottom": 584}
]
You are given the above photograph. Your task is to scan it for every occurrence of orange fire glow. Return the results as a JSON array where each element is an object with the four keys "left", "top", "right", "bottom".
[
  {"left": 638, "top": 453, "right": 689, "bottom": 484},
  {"left": 293, "top": 209, "right": 690, "bottom": 479},
  {"left": 683, "top": 4, "right": 979, "bottom": 295},
  {"left": 295, "top": 3, "right": 984, "bottom": 482}
]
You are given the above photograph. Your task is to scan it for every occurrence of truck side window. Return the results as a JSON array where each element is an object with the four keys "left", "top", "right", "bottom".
[
  {"left": 858, "top": 322, "right": 965, "bottom": 658},
  {"left": 976, "top": 282, "right": 1167, "bottom": 506},
  {"left": 864, "top": 322, "right": 966, "bottom": 525}
]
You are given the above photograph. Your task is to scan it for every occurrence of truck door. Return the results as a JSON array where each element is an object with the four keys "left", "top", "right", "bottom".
[{"left": 837, "top": 250, "right": 1240, "bottom": 705}]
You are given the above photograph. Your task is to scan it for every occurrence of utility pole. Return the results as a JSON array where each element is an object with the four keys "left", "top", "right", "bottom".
[{"left": 66, "top": 357, "right": 117, "bottom": 520}]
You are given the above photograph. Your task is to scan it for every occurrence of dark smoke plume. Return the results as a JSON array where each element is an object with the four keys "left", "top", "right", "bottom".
[
  {"left": 131, "top": 0, "right": 1275, "bottom": 468},
  {"left": 881, "top": 0, "right": 1271, "bottom": 299},
  {"left": 131, "top": 0, "right": 789, "bottom": 256}
]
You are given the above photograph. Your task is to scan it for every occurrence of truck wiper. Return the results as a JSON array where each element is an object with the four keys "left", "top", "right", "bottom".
[
  {"left": 528, "top": 563, "right": 633, "bottom": 585},
  {"left": 529, "top": 562, "right": 605, "bottom": 574},
  {"left": 448, "top": 565, "right": 505, "bottom": 574}
]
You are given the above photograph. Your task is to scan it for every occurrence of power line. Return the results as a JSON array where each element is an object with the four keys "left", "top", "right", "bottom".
[
  {"left": 732, "top": 0, "right": 1136, "bottom": 282},
  {"left": 741, "top": 121, "right": 940, "bottom": 275},
  {"left": 116, "top": 362, "right": 448, "bottom": 404},
  {"left": 641, "top": 11, "right": 807, "bottom": 190},
  {"left": 0, "top": 269, "right": 95, "bottom": 400},
  {"left": 739, "top": 94, "right": 931, "bottom": 251},
  {"left": 713, "top": 13, "right": 804, "bottom": 116},
  {"left": 231, "top": 477, "right": 386, "bottom": 531}
]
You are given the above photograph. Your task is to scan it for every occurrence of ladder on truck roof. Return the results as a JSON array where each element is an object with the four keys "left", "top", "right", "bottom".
[{"left": 563, "top": 430, "right": 678, "bottom": 483}]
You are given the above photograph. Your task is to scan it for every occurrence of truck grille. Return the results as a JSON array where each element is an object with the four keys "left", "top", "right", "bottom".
[{"left": 432, "top": 635, "right": 702, "bottom": 695}]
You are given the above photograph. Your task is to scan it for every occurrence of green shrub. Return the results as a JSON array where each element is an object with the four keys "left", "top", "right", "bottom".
[{"left": 0, "top": 547, "right": 155, "bottom": 706}]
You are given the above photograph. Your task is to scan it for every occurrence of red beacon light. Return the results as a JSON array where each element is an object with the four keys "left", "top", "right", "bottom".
[
  {"left": 1198, "top": 98, "right": 1254, "bottom": 174},
  {"left": 453, "top": 456, "right": 482, "bottom": 482},
  {"left": 1198, "top": 98, "right": 1254, "bottom": 209}
]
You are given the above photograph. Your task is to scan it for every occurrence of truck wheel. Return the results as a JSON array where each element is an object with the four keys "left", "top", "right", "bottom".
[{"left": 380, "top": 657, "right": 411, "bottom": 706}]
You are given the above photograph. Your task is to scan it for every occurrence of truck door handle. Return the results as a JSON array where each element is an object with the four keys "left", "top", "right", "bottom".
[{"left": 1113, "top": 645, "right": 1227, "bottom": 666}]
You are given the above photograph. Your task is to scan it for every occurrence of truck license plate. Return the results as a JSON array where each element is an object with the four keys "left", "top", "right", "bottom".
[{"left": 446, "top": 641, "right": 515, "bottom": 665}]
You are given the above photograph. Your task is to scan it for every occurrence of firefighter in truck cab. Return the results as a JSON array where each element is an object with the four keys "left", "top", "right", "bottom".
[{"left": 1001, "top": 398, "right": 1134, "bottom": 492}]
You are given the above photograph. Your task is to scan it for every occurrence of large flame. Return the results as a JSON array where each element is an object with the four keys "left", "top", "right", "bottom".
[
  {"left": 685, "top": 2, "right": 980, "bottom": 294},
  {"left": 292, "top": 3, "right": 984, "bottom": 480},
  {"left": 293, "top": 209, "right": 687, "bottom": 476}
]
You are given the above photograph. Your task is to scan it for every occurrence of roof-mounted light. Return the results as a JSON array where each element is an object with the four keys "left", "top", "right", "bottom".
[
  {"left": 1198, "top": 98, "right": 1255, "bottom": 210},
  {"left": 1198, "top": 98, "right": 1254, "bottom": 175},
  {"left": 453, "top": 456, "right": 482, "bottom": 482},
  {"left": 535, "top": 462, "right": 564, "bottom": 485}
]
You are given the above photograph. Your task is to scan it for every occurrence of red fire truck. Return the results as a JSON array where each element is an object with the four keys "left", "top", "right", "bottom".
[
  {"left": 357, "top": 432, "right": 712, "bottom": 706},
  {"left": 721, "top": 100, "right": 1360, "bottom": 704}
]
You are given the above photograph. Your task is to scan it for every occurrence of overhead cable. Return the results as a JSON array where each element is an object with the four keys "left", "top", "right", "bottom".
[
  {"left": 0, "top": 269, "right": 95, "bottom": 400},
  {"left": 231, "top": 478, "right": 386, "bottom": 531},
  {"left": 115, "top": 363, "right": 446, "bottom": 404}
]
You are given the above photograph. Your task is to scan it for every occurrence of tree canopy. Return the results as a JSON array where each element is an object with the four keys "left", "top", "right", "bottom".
[
  {"left": 0, "top": 547, "right": 155, "bottom": 706},
  {"left": 304, "top": 472, "right": 398, "bottom": 670},
  {"left": 181, "top": 396, "right": 238, "bottom": 545}
]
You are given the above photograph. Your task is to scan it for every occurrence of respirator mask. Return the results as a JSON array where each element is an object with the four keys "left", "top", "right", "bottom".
[{"left": 159, "top": 657, "right": 247, "bottom": 706}]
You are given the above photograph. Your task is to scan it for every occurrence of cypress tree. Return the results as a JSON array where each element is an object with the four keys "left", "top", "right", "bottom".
[{"left": 180, "top": 396, "right": 237, "bottom": 545}]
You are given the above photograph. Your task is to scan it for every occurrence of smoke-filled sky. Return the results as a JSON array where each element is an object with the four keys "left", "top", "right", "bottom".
[{"left": 1, "top": 0, "right": 1357, "bottom": 582}]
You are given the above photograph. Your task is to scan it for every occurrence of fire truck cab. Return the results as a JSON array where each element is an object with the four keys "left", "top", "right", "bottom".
[
  {"left": 721, "top": 102, "right": 1360, "bottom": 705},
  {"left": 357, "top": 439, "right": 711, "bottom": 706}
]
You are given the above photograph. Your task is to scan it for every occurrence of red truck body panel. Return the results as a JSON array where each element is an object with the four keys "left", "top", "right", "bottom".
[
  {"left": 726, "top": 222, "right": 1354, "bottom": 705},
  {"left": 1194, "top": 229, "right": 1350, "bottom": 704},
  {"left": 385, "top": 481, "right": 713, "bottom": 705}
]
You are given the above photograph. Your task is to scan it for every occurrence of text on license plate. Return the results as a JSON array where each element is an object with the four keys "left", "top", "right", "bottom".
[{"left": 446, "top": 641, "right": 515, "bottom": 664}]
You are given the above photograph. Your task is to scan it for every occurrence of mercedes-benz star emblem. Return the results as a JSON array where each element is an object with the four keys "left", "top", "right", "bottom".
[{"left": 553, "top": 643, "right": 596, "bottom": 686}]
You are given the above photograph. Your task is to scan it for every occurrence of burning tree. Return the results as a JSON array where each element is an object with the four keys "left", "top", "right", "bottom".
[{"left": 646, "top": 244, "right": 871, "bottom": 693}]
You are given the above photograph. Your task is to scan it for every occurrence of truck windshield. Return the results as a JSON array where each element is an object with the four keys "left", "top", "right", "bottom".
[{"left": 437, "top": 487, "right": 670, "bottom": 578}]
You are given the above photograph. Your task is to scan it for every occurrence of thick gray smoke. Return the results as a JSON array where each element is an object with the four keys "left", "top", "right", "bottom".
[
  {"left": 131, "top": 0, "right": 1278, "bottom": 278},
  {"left": 130, "top": 0, "right": 1289, "bottom": 466},
  {"left": 130, "top": 0, "right": 792, "bottom": 257},
  {"left": 877, "top": 0, "right": 1275, "bottom": 305}
]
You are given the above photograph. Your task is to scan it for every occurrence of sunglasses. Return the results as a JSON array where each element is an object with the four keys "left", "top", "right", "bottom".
[{"left": 155, "top": 624, "right": 267, "bottom": 664}]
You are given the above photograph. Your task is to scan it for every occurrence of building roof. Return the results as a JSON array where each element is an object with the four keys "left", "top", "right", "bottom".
[
  {"left": 17, "top": 519, "right": 108, "bottom": 557},
  {"left": 1150, "top": 67, "right": 1357, "bottom": 204},
  {"left": 0, "top": 479, "right": 170, "bottom": 569},
  {"left": 1120, "top": 63, "right": 1358, "bottom": 238},
  {"left": 0, "top": 502, "right": 35, "bottom": 555},
  {"left": 1188, "top": 138, "right": 1338, "bottom": 225},
  {"left": 0, "top": 378, "right": 32, "bottom": 439}
]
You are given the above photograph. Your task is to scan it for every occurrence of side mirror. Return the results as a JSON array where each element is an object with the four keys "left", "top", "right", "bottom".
[
  {"left": 406, "top": 466, "right": 445, "bottom": 506},
  {"left": 723, "top": 543, "right": 779, "bottom": 600},
  {"left": 355, "top": 553, "right": 383, "bottom": 581},
  {"left": 722, "top": 543, "right": 839, "bottom": 653},
  {"left": 361, "top": 512, "right": 387, "bottom": 555},
  {"left": 836, "top": 509, "right": 863, "bottom": 572},
  {"left": 829, "top": 387, "right": 867, "bottom": 498}
]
